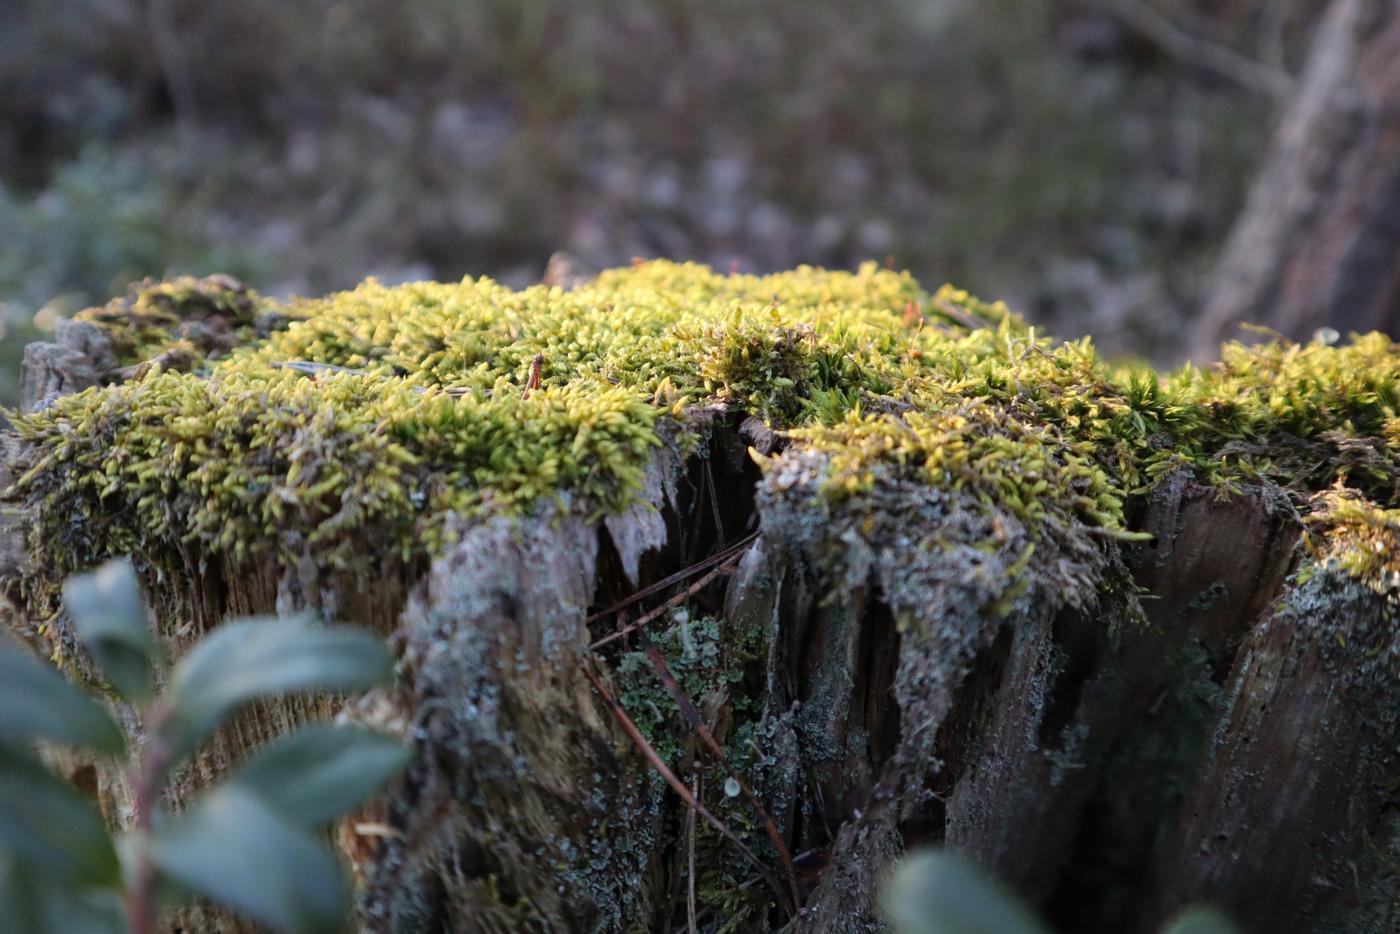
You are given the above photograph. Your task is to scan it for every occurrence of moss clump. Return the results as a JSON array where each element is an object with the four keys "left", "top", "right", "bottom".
[
  {"left": 12, "top": 367, "right": 659, "bottom": 589},
  {"left": 788, "top": 404, "right": 1129, "bottom": 538},
  {"left": 8, "top": 260, "right": 1400, "bottom": 602},
  {"left": 1301, "top": 488, "right": 1400, "bottom": 595}
]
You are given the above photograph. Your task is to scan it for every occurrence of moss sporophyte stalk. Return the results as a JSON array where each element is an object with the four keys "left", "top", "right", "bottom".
[{"left": 9, "top": 261, "right": 1400, "bottom": 600}]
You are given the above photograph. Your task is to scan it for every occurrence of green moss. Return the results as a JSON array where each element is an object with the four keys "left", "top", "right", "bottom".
[
  {"left": 8, "top": 260, "right": 1400, "bottom": 600},
  {"left": 1300, "top": 489, "right": 1400, "bottom": 594},
  {"left": 8, "top": 260, "right": 1399, "bottom": 928}
]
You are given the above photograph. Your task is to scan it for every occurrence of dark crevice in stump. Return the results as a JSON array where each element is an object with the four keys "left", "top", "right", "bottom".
[
  {"left": 362, "top": 412, "right": 783, "bottom": 932},
  {"left": 1043, "top": 476, "right": 1306, "bottom": 931},
  {"left": 1140, "top": 570, "right": 1400, "bottom": 932}
]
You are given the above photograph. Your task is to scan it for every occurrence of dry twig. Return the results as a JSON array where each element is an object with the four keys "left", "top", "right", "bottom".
[
  {"left": 1103, "top": 0, "right": 1295, "bottom": 100},
  {"left": 686, "top": 772, "right": 699, "bottom": 934},
  {"left": 590, "top": 556, "right": 745, "bottom": 651},
  {"left": 586, "top": 532, "right": 758, "bottom": 631}
]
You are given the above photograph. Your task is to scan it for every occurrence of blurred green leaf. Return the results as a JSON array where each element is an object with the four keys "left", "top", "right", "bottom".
[
  {"left": 881, "top": 849, "right": 1049, "bottom": 934},
  {"left": 0, "top": 744, "right": 119, "bottom": 886},
  {"left": 0, "top": 647, "right": 126, "bottom": 755},
  {"left": 1161, "top": 906, "right": 1241, "bottom": 934},
  {"left": 0, "top": 852, "right": 125, "bottom": 934},
  {"left": 163, "top": 618, "right": 394, "bottom": 759},
  {"left": 64, "top": 557, "right": 159, "bottom": 703},
  {"left": 229, "top": 724, "right": 410, "bottom": 827},
  {"left": 150, "top": 785, "right": 348, "bottom": 934}
]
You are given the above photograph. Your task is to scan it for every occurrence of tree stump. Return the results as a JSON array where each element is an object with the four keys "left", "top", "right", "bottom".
[{"left": 2, "top": 265, "right": 1396, "bottom": 932}]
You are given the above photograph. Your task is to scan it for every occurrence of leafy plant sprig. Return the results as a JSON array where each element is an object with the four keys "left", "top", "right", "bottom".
[{"left": 0, "top": 557, "right": 409, "bottom": 934}]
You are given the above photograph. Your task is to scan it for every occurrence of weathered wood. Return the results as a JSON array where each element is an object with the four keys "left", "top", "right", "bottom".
[
  {"left": 358, "top": 414, "right": 779, "bottom": 931},
  {"left": 1044, "top": 477, "right": 1304, "bottom": 931},
  {"left": 363, "top": 509, "right": 645, "bottom": 931},
  {"left": 7, "top": 409, "right": 1393, "bottom": 932},
  {"left": 18, "top": 319, "right": 116, "bottom": 413},
  {"left": 1141, "top": 568, "right": 1399, "bottom": 933}
]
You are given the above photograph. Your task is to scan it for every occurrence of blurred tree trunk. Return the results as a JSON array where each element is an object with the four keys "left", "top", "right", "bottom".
[{"left": 1194, "top": 0, "right": 1400, "bottom": 357}]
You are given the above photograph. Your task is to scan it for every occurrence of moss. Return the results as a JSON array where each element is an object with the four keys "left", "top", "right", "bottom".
[
  {"left": 8, "top": 260, "right": 1400, "bottom": 604},
  {"left": 610, "top": 608, "right": 779, "bottom": 926},
  {"left": 1300, "top": 488, "right": 1400, "bottom": 595},
  {"left": 10, "top": 260, "right": 1400, "bottom": 930}
]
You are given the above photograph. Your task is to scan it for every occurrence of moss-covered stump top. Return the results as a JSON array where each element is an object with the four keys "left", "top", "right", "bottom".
[{"left": 8, "top": 261, "right": 1400, "bottom": 603}]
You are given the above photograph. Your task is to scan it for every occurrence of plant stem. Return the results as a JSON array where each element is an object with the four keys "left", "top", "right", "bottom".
[{"left": 125, "top": 702, "right": 171, "bottom": 934}]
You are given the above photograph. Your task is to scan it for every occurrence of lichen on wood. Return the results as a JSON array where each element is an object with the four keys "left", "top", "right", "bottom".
[{"left": 3, "top": 261, "right": 1399, "bottom": 932}]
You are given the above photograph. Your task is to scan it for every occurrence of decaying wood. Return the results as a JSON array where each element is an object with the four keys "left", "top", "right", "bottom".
[
  {"left": 347, "top": 432, "right": 1392, "bottom": 933},
  {"left": 18, "top": 319, "right": 116, "bottom": 413},
  {"left": 363, "top": 507, "right": 651, "bottom": 931},
  {"left": 1196, "top": 0, "right": 1400, "bottom": 355},
  {"left": 3, "top": 324, "right": 1397, "bottom": 933},
  {"left": 1141, "top": 570, "right": 1399, "bottom": 932}
]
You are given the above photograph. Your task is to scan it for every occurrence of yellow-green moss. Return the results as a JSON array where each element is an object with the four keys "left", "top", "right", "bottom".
[
  {"left": 9, "top": 260, "right": 1400, "bottom": 597},
  {"left": 1301, "top": 488, "right": 1400, "bottom": 594}
]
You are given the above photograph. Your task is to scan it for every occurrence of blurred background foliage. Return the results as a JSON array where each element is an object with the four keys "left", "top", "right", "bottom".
[{"left": 0, "top": 0, "right": 1322, "bottom": 403}]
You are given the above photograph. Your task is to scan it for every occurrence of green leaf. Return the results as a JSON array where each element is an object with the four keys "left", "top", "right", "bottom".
[
  {"left": 163, "top": 618, "right": 394, "bottom": 759},
  {"left": 229, "top": 724, "right": 410, "bottom": 827},
  {"left": 0, "top": 647, "right": 126, "bottom": 755},
  {"left": 149, "top": 786, "right": 349, "bottom": 934},
  {"left": 1161, "top": 906, "right": 1241, "bottom": 934},
  {"left": 0, "top": 744, "right": 119, "bottom": 886},
  {"left": 880, "top": 849, "right": 1050, "bottom": 934},
  {"left": 0, "top": 852, "right": 125, "bottom": 934},
  {"left": 64, "top": 557, "right": 159, "bottom": 703}
]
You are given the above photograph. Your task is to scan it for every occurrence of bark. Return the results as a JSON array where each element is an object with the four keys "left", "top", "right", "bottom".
[
  {"left": 1141, "top": 569, "right": 1400, "bottom": 931},
  {"left": 1195, "top": 0, "right": 1400, "bottom": 358}
]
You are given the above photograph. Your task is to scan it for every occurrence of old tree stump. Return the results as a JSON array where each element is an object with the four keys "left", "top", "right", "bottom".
[{"left": 2, "top": 265, "right": 1397, "bottom": 932}]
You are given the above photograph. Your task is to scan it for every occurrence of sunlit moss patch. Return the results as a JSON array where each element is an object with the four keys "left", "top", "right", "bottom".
[
  {"left": 8, "top": 260, "right": 1400, "bottom": 597},
  {"left": 1302, "top": 488, "right": 1400, "bottom": 595}
]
